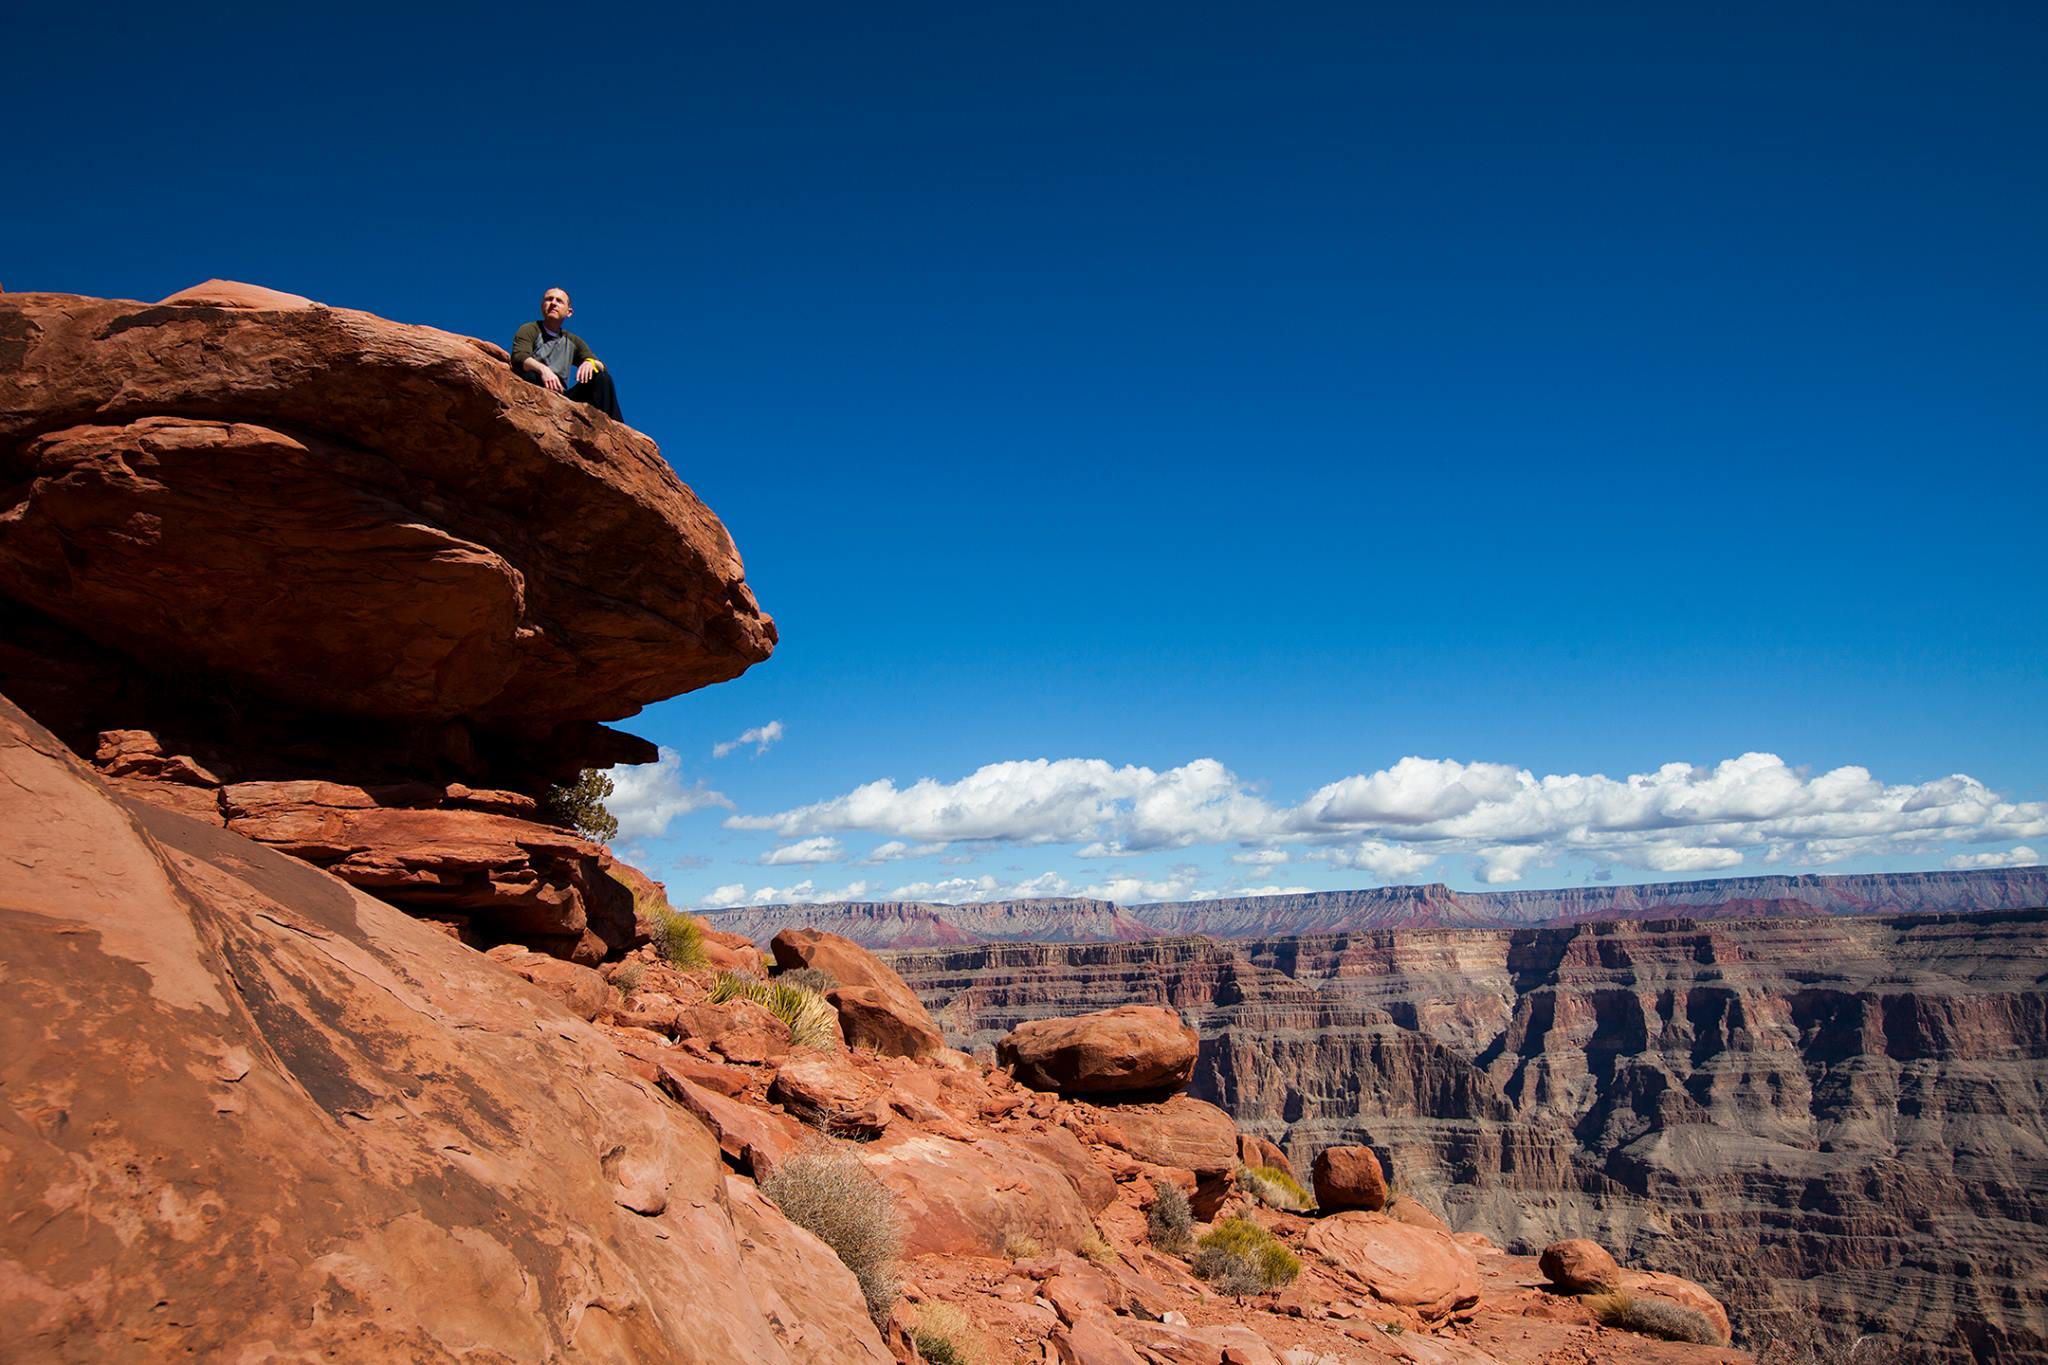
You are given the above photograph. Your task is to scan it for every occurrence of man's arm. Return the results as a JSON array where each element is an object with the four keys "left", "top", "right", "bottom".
[
  {"left": 511, "top": 321, "right": 565, "bottom": 392},
  {"left": 570, "top": 331, "right": 603, "bottom": 385}
]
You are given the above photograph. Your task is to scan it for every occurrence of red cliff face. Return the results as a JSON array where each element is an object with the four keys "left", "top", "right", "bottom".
[
  {"left": 0, "top": 283, "right": 775, "bottom": 959},
  {"left": 884, "top": 912, "right": 2048, "bottom": 1362}
]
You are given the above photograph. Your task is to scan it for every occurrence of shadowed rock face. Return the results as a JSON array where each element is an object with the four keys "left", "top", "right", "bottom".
[
  {"left": 885, "top": 913, "right": 2048, "bottom": 1362},
  {"left": 0, "top": 692, "right": 884, "bottom": 1363},
  {"left": 0, "top": 284, "right": 775, "bottom": 958}
]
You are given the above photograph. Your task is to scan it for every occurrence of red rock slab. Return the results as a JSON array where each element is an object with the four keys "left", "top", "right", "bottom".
[
  {"left": 1304, "top": 1214, "right": 1482, "bottom": 1322},
  {"left": 1111, "top": 1318, "right": 1287, "bottom": 1364},
  {"left": 860, "top": 1128, "right": 1102, "bottom": 1258},
  {"left": 656, "top": 1061, "right": 806, "bottom": 1176},
  {"left": 1091, "top": 1095, "right": 1240, "bottom": 1178},
  {"left": 768, "top": 1053, "right": 894, "bottom": 1139},
  {"left": 1385, "top": 1195, "right": 1452, "bottom": 1235},
  {"left": 829, "top": 982, "right": 948, "bottom": 1058},
  {"left": 0, "top": 289, "right": 774, "bottom": 728},
  {"left": 485, "top": 944, "right": 612, "bottom": 1020},
  {"left": 999, "top": 1004, "right": 1200, "bottom": 1095},
  {"left": 0, "top": 690, "right": 860, "bottom": 1361},
  {"left": 1054, "top": 1314, "right": 1148, "bottom": 1365},
  {"left": 674, "top": 998, "right": 793, "bottom": 1064}
]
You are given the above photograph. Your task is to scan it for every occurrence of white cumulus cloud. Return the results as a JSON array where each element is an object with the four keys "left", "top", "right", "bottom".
[
  {"left": 760, "top": 836, "right": 844, "bottom": 866},
  {"left": 722, "top": 749, "right": 2048, "bottom": 886},
  {"left": 860, "top": 840, "right": 951, "bottom": 864},
  {"left": 1946, "top": 845, "right": 2040, "bottom": 870},
  {"left": 713, "top": 720, "right": 786, "bottom": 759},
  {"left": 606, "top": 748, "right": 732, "bottom": 840}
]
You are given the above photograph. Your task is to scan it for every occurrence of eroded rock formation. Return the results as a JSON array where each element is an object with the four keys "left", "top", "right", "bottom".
[
  {"left": 885, "top": 914, "right": 2048, "bottom": 1361},
  {"left": 0, "top": 283, "right": 775, "bottom": 959}
]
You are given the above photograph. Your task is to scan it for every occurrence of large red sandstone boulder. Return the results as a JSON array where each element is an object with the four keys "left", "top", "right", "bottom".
[
  {"left": 860, "top": 1128, "right": 1104, "bottom": 1258},
  {"left": 1311, "top": 1145, "right": 1389, "bottom": 1212},
  {"left": 768, "top": 1054, "right": 894, "bottom": 1139},
  {"left": 1303, "top": 1214, "right": 1481, "bottom": 1322},
  {"left": 0, "top": 287, "right": 774, "bottom": 727},
  {"left": 769, "top": 928, "right": 945, "bottom": 1058},
  {"left": 0, "top": 692, "right": 866, "bottom": 1361},
  {"left": 997, "top": 1005, "right": 1199, "bottom": 1094},
  {"left": 1539, "top": 1238, "right": 1622, "bottom": 1293}
]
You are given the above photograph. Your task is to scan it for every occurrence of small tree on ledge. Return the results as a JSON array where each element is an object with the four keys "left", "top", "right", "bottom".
[{"left": 546, "top": 768, "right": 618, "bottom": 843}]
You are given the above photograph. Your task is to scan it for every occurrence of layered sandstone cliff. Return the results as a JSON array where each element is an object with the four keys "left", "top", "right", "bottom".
[
  {"left": 0, "top": 281, "right": 775, "bottom": 959},
  {"left": 885, "top": 913, "right": 2048, "bottom": 1362}
]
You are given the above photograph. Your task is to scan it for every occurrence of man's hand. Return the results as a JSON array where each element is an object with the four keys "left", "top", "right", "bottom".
[
  {"left": 576, "top": 359, "right": 601, "bottom": 385},
  {"left": 524, "top": 357, "right": 565, "bottom": 393}
]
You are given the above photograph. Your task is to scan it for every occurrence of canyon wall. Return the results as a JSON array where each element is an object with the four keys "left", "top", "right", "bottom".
[{"left": 885, "top": 911, "right": 2048, "bottom": 1362}]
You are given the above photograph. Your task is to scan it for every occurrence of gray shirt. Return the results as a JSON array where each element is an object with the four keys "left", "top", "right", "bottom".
[{"left": 532, "top": 327, "right": 578, "bottom": 385}]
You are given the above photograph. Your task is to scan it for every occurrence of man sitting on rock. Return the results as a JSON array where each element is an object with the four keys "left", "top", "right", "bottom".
[{"left": 511, "top": 287, "right": 622, "bottom": 420}]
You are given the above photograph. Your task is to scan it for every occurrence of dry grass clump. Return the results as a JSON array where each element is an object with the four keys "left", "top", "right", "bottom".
[
  {"left": 774, "top": 965, "right": 839, "bottom": 994},
  {"left": 1077, "top": 1228, "right": 1115, "bottom": 1265},
  {"left": 1146, "top": 1179, "right": 1194, "bottom": 1254},
  {"left": 709, "top": 971, "right": 839, "bottom": 1049},
  {"left": 1192, "top": 1216, "right": 1301, "bottom": 1296},
  {"left": 1587, "top": 1291, "right": 1721, "bottom": 1345},
  {"left": 910, "top": 1303, "right": 994, "bottom": 1365},
  {"left": 612, "top": 961, "right": 646, "bottom": 996},
  {"left": 1239, "top": 1163, "right": 1315, "bottom": 1212},
  {"left": 649, "top": 904, "right": 708, "bottom": 967},
  {"left": 760, "top": 1145, "right": 900, "bottom": 1323}
]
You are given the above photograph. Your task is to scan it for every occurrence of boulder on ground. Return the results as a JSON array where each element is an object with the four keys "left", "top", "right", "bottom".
[
  {"left": 997, "top": 1005, "right": 1199, "bottom": 1095},
  {"left": 768, "top": 1054, "right": 894, "bottom": 1139},
  {"left": 860, "top": 1129, "right": 1102, "bottom": 1258},
  {"left": 1303, "top": 1214, "right": 1481, "bottom": 1323},
  {"left": 770, "top": 928, "right": 945, "bottom": 1058},
  {"left": 1311, "top": 1146, "right": 1388, "bottom": 1212},
  {"left": 1539, "top": 1238, "right": 1621, "bottom": 1293},
  {"left": 1237, "top": 1132, "right": 1292, "bottom": 1176}
]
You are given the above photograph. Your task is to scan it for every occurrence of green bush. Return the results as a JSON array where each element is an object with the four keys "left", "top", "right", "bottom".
[
  {"left": 1588, "top": 1292, "right": 1721, "bottom": 1345},
  {"left": 1192, "top": 1216, "right": 1301, "bottom": 1297},
  {"left": 650, "top": 905, "right": 708, "bottom": 968},
  {"left": 545, "top": 769, "right": 618, "bottom": 842},
  {"left": 709, "top": 971, "right": 840, "bottom": 1049},
  {"left": 1239, "top": 1163, "right": 1314, "bottom": 1212},
  {"left": 1146, "top": 1179, "right": 1194, "bottom": 1254},
  {"left": 760, "top": 1146, "right": 900, "bottom": 1324}
]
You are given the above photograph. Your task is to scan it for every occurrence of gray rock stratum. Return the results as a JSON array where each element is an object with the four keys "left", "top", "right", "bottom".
[{"left": 882, "top": 910, "right": 2048, "bottom": 1363}]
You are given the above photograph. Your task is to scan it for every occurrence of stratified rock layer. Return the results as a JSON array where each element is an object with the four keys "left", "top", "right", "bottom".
[
  {"left": 885, "top": 914, "right": 2048, "bottom": 1362},
  {"left": 0, "top": 285, "right": 776, "bottom": 958},
  {"left": 0, "top": 287, "right": 774, "bottom": 726}
]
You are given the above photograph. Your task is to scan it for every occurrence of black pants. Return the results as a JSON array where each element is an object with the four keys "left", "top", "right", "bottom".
[{"left": 567, "top": 368, "right": 623, "bottom": 421}]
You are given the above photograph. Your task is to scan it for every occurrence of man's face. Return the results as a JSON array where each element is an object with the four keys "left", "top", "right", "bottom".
[{"left": 541, "top": 289, "right": 572, "bottom": 325}]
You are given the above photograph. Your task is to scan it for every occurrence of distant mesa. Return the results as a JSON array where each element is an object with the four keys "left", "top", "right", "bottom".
[{"left": 700, "top": 867, "right": 2048, "bottom": 947}]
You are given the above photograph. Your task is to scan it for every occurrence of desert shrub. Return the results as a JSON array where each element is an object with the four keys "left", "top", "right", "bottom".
[
  {"left": 612, "top": 961, "right": 646, "bottom": 996},
  {"left": 1077, "top": 1229, "right": 1114, "bottom": 1265},
  {"left": 1002, "top": 1233, "right": 1045, "bottom": 1260},
  {"left": 649, "top": 904, "right": 708, "bottom": 968},
  {"left": 775, "top": 965, "right": 840, "bottom": 994},
  {"left": 1588, "top": 1291, "right": 1721, "bottom": 1345},
  {"left": 1191, "top": 1216, "right": 1301, "bottom": 1297},
  {"left": 709, "top": 971, "right": 840, "bottom": 1049},
  {"left": 760, "top": 1145, "right": 900, "bottom": 1323},
  {"left": 1239, "top": 1163, "right": 1314, "bottom": 1212},
  {"left": 1146, "top": 1179, "right": 1194, "bottom": 1254},
  {"left": 545, "top": 768, "right": 618, "bottom": 842}
]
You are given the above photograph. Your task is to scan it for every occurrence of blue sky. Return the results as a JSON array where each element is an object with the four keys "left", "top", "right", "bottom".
[{"left": 12, "top": 3, "right": 2045, "bottom": 905}]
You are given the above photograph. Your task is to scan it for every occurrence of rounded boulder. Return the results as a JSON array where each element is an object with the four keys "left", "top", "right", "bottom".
[
  {"left": 996, "top": 1005, "right": 1199, "bottom": 1094},
  {"left": 1539, "top": 1238, "right": 1622, "bottom": 1294},
  {"left": 1311, "top": 1146, "right": 1388, "bottom": 1212}
]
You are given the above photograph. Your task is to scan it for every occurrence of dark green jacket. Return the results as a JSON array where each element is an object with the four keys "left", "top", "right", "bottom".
[{"left": 510, "top": 320, "right": 599, "bottom": 380}]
